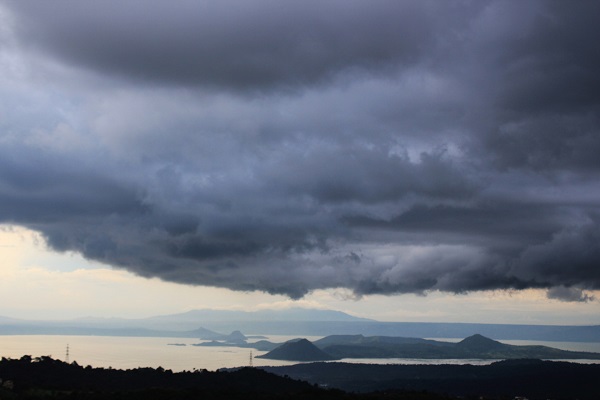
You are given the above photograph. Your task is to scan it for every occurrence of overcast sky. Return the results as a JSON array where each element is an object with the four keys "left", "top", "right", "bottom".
[{"left": 0, "top": 0, "right": 599, "bottom": 323}]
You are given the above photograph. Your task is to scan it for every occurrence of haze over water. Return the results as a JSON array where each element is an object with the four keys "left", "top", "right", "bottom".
[{"left": 1, "top": 335, "right": 599, "bottom": 372}]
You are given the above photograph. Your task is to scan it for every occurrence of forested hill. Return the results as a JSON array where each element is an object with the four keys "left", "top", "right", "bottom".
[
  {"left": 1, "top": 356, "right": 598, "bottom": 399},
  {"left": 0, "top": 356, "right": 449, "bottom": 399},
  {"left": 263, "top": 359, "right": 600, "bottom": 399}
]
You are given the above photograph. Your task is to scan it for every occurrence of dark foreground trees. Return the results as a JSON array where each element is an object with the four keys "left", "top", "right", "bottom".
[
  {"left": 2, "top": 356, "right": 599, "bottom": 399},
  {"left": 0, "top": 356, "right": 451, "bottom": 399},
  {"left": 265, "top": 359, "right": 600, "bottom": 399}
]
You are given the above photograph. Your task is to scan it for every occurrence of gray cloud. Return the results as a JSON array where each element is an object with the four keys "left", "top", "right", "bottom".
[
  {"left": 0, "top": 0, "right": 599, "bottom": 300},
  {"left": 547, "top": 286, "right": 595, "bottom": 303},
  {"left": 7, "top": 0, "right": 440, "bottom": 92}
]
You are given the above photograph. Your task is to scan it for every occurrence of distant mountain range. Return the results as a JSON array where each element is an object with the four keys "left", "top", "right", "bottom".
[
  {"left": 149, "top": 308, "right": 374, "bottom": 323},
  {"left": 0, "top": 308, "right": 599, "bottom": 342},
  {"left": 256, "top": 334, "right": 600, "bottom": 361},
  {"left": 0, "top": 308, "right": 365, "bottom": 327}
]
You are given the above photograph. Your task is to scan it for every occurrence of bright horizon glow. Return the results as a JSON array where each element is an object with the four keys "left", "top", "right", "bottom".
[{"left": 1, "top": 225, "right": 598, "bottom": 325}]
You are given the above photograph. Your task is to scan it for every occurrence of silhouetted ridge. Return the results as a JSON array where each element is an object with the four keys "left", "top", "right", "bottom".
[
  {"left": 0, "top": 356, "right": 328, "bottom": 396},
  {"left": 257, "top": 338, "right": 338, "bottom": 361},
  {"left": 263, "top": 359, "right": 600, "bottom": 399}
]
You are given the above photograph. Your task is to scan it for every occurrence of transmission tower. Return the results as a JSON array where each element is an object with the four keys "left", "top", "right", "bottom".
[
  {"left": 65, "top": 344, "right": 70, "bottom": 364},
  {"left": 249, "top": 351, "right": 253, "bottom": 367}
]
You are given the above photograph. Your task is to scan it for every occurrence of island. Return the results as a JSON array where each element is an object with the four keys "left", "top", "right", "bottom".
[{"left": 255, "top": 333, "right": 600, "bottom": 361}]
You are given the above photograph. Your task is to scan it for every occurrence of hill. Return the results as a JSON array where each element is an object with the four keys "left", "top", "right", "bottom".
[
  {"left": 1, "top": 355, "right": 597, "bottom": 399},
  {"left": 0, "top": 356, "right": 338, "bottom": 399},
  {"left": 0, "top": 356, "right": 474, "bottom": 399},
  {"left": 456, "top": 333, "right": 505, "bottom": 350},
  {"left": 257, "top": 338, "right": 339, "bottom": 361},
  {"left": 262, "top": 359, "right": 600, "bottom": 399}
]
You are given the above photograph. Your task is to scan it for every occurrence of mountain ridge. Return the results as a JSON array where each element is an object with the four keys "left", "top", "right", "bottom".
[
  {"left": 147, "top": 307, "right": 374, "bottom": 323},
  {"left": 0, "top": 309, "right": 599, "bottom": 342}
]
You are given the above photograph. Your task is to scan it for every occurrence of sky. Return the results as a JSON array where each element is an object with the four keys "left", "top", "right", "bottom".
[{"left": 0, "top": 0, "right": 599, "bottom": 324}]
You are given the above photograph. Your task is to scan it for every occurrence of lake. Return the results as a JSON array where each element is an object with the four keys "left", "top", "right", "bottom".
[{"left": 1, "top": 335, "right": 599, "bottom": 371}]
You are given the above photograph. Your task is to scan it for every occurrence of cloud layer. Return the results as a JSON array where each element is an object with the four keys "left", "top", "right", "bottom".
[{"left": 1, "top": 0, "right": 599, "bottom": 299}]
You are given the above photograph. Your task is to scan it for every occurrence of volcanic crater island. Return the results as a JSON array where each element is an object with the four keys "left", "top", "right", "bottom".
[{"left": 198, "top": 332, "right": 600, "bottom": 362}]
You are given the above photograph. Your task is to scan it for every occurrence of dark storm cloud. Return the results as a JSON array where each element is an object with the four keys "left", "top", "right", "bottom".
[
  {"left": 492, "top": 1, "right": 600, "bottom": 114},
  {"left": 263, "top": 146, "right": 476, "bottom": 204},
  {"left": 344, "top": 201, "right": 564, "bottom": 245},
  {"left": 6, "top": 0, "right": 438, "bottom": 91},
  {"left": 0, "top": 144, "right": 144, "bottom": 223},
  {"left": 1, "top": 0, "right": 599, "bottom": 300}
]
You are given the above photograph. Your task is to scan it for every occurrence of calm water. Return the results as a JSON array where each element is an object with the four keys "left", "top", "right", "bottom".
[
  {"left": 0, "top": 335, "right": 313, "bottom": 371},
  {"left": 0, "top": 335, "right": 598, "bottom": 371}
]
